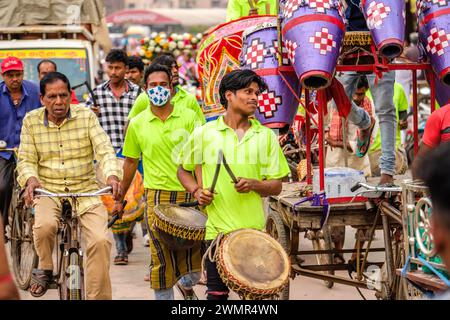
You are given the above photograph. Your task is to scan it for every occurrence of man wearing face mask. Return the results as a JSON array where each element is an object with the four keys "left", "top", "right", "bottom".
[
  {"left": 127, "top": 54, "right": 205, "bottom": 125},
  {"left": 116, "top": 64, "right": 203, "bottom": 300}
]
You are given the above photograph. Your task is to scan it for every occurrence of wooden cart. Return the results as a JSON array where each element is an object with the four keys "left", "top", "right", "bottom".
[{"left": 267, "top": 181, "right": 405, "bottom": 300}]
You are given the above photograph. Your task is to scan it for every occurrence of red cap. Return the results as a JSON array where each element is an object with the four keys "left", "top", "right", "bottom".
[{"left": 1, "top": 57, "right": 24, "bottom": 74}]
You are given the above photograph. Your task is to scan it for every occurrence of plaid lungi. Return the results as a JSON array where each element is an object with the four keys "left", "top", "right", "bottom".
[{"left": 145, "top": 189, "right": 203, "bottom": 290}]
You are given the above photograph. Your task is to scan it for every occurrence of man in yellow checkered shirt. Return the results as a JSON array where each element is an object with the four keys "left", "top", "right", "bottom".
[{"left": 17, "top": 72, "right": 122, "bottom": 299}]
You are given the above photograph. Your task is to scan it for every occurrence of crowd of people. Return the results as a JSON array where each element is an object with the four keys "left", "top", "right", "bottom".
[{"left": 1, "top": 0, "right": 450, "bottom": 301}]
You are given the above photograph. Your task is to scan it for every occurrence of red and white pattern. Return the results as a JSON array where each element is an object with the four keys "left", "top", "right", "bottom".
[
  {"left": 285, "top": 39, "right": 298, "bottom": 63},
  {"left": 426, "top": 27, "right": 450, "bottom": 56},
  {"left": 283, "top": 0, "right": 301, "bottom": 19},
  {"left": 308, "top": 0, "right": 332, "bottom": 13},
  {"left": 244, "top": 39, "right": 267, "bottom": 69},
  {"left": 308, "top": 27, "right": 336, "bottom": 55},
  {"left": 365, "top": 1, "right": 391, "bottom": 29},
  {"left": 272, "top": 40, "right": 290, "bottom": 65},
  {"left": 258, "top": 90, "right": 281, "bottom": 118}
]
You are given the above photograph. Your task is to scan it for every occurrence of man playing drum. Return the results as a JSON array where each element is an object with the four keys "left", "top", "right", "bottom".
[
  {"left": 115, "top": 64, "right": 203, "bottom": 300},
  {"left": 177, "top": 69, "right": 290, "bottom": 300}
]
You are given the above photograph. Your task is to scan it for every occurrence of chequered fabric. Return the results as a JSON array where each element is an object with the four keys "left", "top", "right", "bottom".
[
  {"left": 258, "top": 90, "right": 282, "bottom": 118},
  {"left": 309, "top": 27, "right": 337, "bottom": 55},
  {"left": 285, "top": 39, "right": 298, "bottom": 63},
  {"left": 86, "top": 80, "right": 141, "bottom": 153},
  {"left": 365, "top": 1, "right": 391, "bottom": 29},
  {"left": 244, "top": 38, "right": 267, "bottom": 69},
  {"left": 17, "top": 105, "right": 122, "bottom": 215},
  {"left": 272, "top": 40, "right": 290, "bottom": 65},
  {"left": 283, "top": 0, "right": 301, "bottom": 19},
  {"left": 308, "top": 0, "right": 332, "bottom": 13},
  {"left": 426, "top": 27, "right": 450, "bottom": 56}
]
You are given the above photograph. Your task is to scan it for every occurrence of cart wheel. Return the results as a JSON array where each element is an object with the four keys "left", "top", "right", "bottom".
[
  {"left": 266, "top": 209, "right": 290, "bottom": 300},
  {"left": 265, "top": 208, "right": 289, "bottom": 253},
  {"left": 414, "top": 197, "right": 436, "bottom": 257},
  {"left": 311, "top": 227, "right": 335, "bottom": 289}
]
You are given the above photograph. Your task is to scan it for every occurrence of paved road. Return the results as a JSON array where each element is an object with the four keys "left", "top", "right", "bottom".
[{"left": 15, "top": 225, "right": 384, "bottom": 300}]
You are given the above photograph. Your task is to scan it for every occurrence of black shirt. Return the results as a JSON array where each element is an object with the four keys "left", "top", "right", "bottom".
[{"left": 345, "top": 0, "right": 369, "bottom": 31}]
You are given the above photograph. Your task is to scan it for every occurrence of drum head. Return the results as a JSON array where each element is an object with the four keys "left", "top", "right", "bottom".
[
  {"left": 221, "top": 229, "right": 289, "bottom": 292},
  {"left": 154, "top": 204, "right": 207, "bottom": 229}
]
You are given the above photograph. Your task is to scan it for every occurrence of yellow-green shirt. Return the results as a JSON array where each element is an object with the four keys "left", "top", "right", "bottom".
[
  {"left": 17, "top": 105, "right": 122, "bottom": 215},
  {"left": 180, "top": 116, "right": 290, "bottom": 240},
  {"left": 128, "top": 85, "right": 206, "bottom": 124},
  {"left": 123, "top": 105, "right": 200, "bottom": 191},
  {"left": 226, "top": 0, "right": 277, "bottom": 22}
]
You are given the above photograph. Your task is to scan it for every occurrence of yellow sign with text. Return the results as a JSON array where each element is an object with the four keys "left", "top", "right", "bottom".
[{"left": 0, "top": 49, "right": 86, "bottom": 60}]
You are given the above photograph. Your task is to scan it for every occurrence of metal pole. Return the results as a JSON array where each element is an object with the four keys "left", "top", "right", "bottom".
[
  {"left": 429, "top": 71, "right": 436, "bottom": 113},
  {"left": 382, "top": 214, "right": 394, "bottom": 285},
  {"left": 305, "top": 89, "right": 312, "bottom": 184},
  {"left": 318, "top": 90, "right": 325, "bottom": 191},
  {"left": 412, "top": 70, "right": 419, "bottom": 155}
]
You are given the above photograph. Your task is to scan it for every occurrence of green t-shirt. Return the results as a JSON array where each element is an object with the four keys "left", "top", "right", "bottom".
[
  {"left": 226, "top": 0, "right": 277, "bottom": 22},
  {"left": 128, "top": 85, "right": 206, "bottom": 124},
  {"left": 369, "top": 82, "right": 408, "bottom": 152},
  {"left": 123, "top": 106, "right": 200, "bottom": 191},
  {"left": 180, "top": 116, "right": 290, "bottom": 240}
]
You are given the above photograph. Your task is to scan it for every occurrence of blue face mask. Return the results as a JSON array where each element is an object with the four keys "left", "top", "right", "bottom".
[{"left": 147, "top": 86, "right": 171, "bottom": 107}]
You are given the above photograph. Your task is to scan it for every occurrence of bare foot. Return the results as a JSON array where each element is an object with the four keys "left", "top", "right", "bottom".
[{"left": 379, "top": 173, "right": 394, "bottom": 185}]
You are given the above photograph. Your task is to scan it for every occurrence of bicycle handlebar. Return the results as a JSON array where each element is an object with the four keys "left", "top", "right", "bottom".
[
  {"left": 34, "top": 186, "right": 113, "bottom": 198},
  {"left": 350, "top": 182, "right": 402, "bottom": 194}
]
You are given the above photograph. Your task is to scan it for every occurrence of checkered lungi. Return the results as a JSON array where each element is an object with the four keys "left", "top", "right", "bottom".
[{"left": 145, "top": 189, "right": 203, "bottom": 290}]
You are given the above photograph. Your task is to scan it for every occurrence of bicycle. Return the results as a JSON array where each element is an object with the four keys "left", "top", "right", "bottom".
[
  {"left": 34, "top": 186, "right": 117, "bottom": 300},
  {"left": 0, "top": 140, "right": 38, "bottom": 290}
]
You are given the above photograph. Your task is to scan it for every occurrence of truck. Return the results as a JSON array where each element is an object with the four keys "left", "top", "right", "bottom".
[{"left": 0, "top": 0, "right": 111, "bottom": 103}]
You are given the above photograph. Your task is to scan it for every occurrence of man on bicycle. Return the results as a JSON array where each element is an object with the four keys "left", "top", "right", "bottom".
[
  {"left": 17, "top": 72, "right": 122, "bottom": 299},
  {"left": 0, "top": 56, "right": 40, "bottom": 234}
]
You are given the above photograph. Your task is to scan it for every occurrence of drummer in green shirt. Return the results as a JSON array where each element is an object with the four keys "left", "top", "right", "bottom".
[
  {"left": 226, "top": 0, "right": 277, "bottom": 22},
  {"left": 177, "top": 69, "right": 290, "bottom": 300},
  {"left": 127, "top": 54, "right": 205, "bottom": 124},
  {"left": 116, "top": 64, "right": 203, "bottom": 300}
]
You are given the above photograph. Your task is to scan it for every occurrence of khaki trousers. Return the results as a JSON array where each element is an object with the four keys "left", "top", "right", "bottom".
[{"left": 33, "top": 197, "right": 112, "bottom": 300}]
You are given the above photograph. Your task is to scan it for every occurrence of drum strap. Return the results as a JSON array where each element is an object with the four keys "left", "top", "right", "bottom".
[{"left": 201, "top": 233, "right": 224, "bottom": 269}]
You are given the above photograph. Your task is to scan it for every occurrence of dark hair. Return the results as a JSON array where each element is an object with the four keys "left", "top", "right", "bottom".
[
  {"left": 37, "top": 59, "right": 57, "bottom": 73},
  {"left": 40, "top": 72, "right": 71, "bottom": 96},
  {"left": 143, "top": 64, "right": 172, "bottom": 85},
  {"left": 151, "top": 53, "right": 177, "bottom": 69},
  {"left": 356, "top": 75, "right": 369, "bottom": 90},
  {"left": 219, "top": 69, "right": 267, "bottom": 109},
  {"left": 419, "top": 142, "right": 450, "bottom": 230},
  {"left": 105, "top": 48, "right": 129, "bottom": 65},
  {"left": 128, "top": 55, "right": 144, "bottom": 72}
]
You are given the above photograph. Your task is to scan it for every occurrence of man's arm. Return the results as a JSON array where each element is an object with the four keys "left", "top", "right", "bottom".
[
  {"left": 234, "top": 178, "right": 283, "bottom": 197},
  {"left": 117, "top": 157, "right": 139, "bottom": 202},
  {"left": 17, "top": 116, "right": 42, "bottom": 206},
  {"left": 177, "top": 166, "right": 213, "bottom": 206},
  {"left": 88, "top": 113, "right": 122, "bottom": 198}
]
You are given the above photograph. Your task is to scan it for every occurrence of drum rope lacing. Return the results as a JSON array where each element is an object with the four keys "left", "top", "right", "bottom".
[{"left": 203, "top": 232, "right": 288, "bottom": 300}]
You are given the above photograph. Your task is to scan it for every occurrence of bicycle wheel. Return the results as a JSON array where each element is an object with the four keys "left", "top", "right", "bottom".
[{"left": 10, "top": 189, "right": 38, "bottom": 290}]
